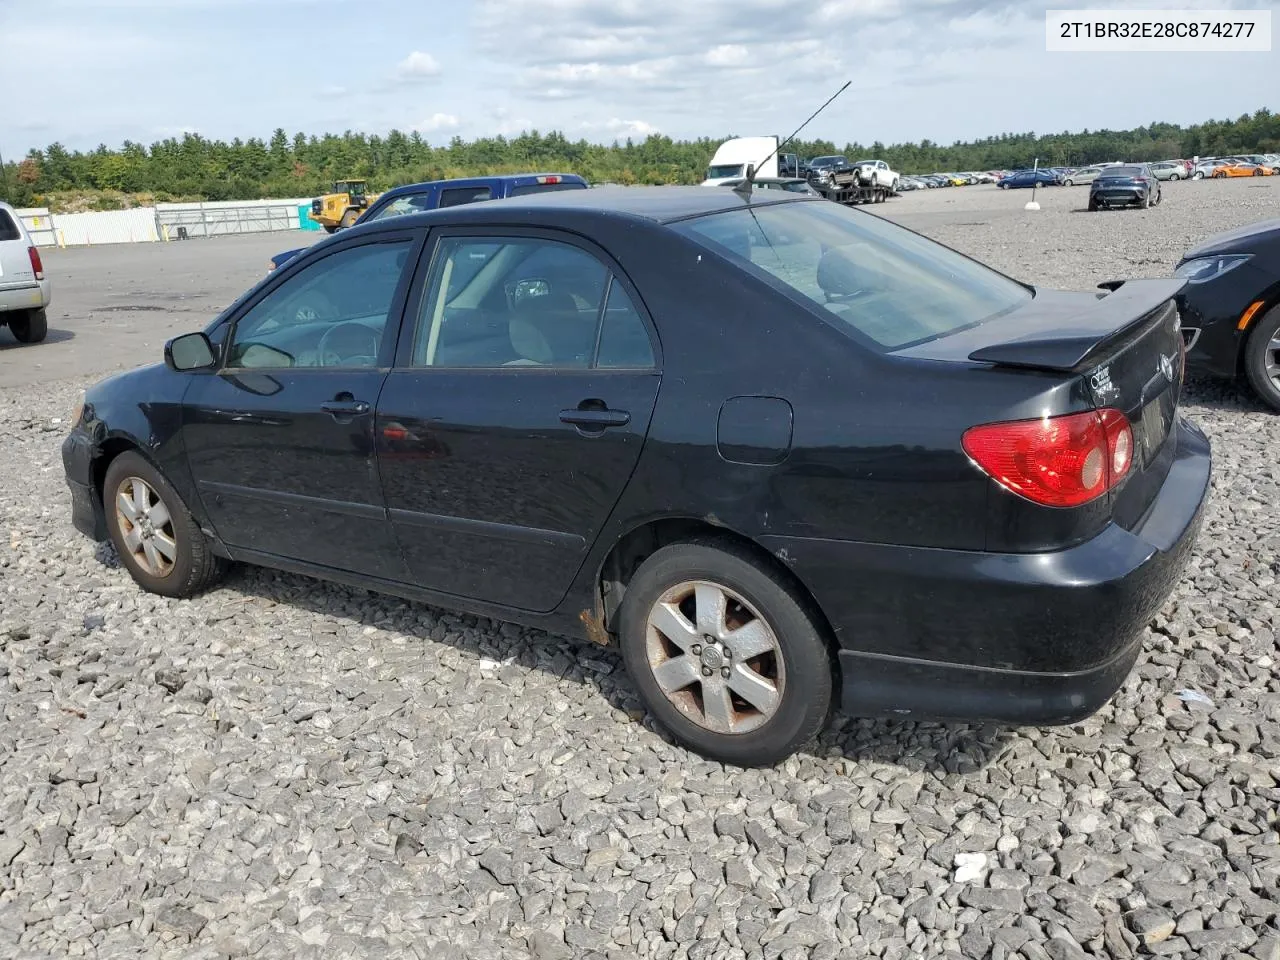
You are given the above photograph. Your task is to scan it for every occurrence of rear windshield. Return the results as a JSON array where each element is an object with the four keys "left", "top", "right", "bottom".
[
  {"left": 1104, "top": 166, "right": 1144, "bottom": 177},
  {"left": 0, "top": 210, "right": 20, "bottom": 242},
  {"left": 507, "top": 181, "right": 587, "bottom": 196},
  {"left": 671, "top": 199, "right": 1031, "bottom": 351}
]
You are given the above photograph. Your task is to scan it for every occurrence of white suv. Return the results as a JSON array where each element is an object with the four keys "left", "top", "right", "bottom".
[{"left": 0, "top": 201, "right": 51, "bottom": 344}]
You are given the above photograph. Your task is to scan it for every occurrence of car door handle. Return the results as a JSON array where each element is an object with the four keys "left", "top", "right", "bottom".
[
  {"left": 559, "top": 408, "right": 630, "bottom": 428},
  {"left": 321, "top": 400, "right": 370, "bottom": 416}
]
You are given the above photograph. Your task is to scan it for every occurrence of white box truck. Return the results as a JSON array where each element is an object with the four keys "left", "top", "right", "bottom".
[{"left": 701, "top": 137, "right": 781, "bottom": 185}]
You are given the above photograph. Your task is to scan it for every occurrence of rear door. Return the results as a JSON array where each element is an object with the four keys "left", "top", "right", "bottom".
[{"left": 376, "top": 227, "right": 662, "bottom": 612}]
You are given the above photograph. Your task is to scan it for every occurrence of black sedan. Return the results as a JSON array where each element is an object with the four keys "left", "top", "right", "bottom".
[
  {"left": 997, "top": 169, "right": 1063, "bottom": 188},
  {"left": 1089, "top": 164, "right": 1162, "bottom": 210},
  {"left": 60, "top": 186, "right": 1211, "bottom": 766},
  {"left": 1173, "top": 216, "right": 1280, "bottom": 411}
]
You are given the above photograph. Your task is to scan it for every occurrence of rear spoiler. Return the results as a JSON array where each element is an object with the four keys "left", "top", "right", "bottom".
[{"left": 967, "top": 277, "right": 1187, "bottom": 373}]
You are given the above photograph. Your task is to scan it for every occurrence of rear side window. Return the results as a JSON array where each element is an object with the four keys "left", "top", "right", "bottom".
[
  {"left": 438, "top": 186, "right": 492, "bottom": 208},
  {"left": 672, "top": 200, "right": 1031, "bottom": 351},
  {"left": 0, "top": 210, "right": 20, "bottom": 242}
]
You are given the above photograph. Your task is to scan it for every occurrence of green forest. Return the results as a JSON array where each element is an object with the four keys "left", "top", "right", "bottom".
[{"left": 3, "top": 107, "right": 1278, "bottom": 211}]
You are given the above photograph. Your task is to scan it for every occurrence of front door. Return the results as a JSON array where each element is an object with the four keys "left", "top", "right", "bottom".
[
  {"left": 376, "top": 229, "right": 662, "bottom": 612},
  {"left": 183, "top": 230, "right": 421, "bottom": 579}
]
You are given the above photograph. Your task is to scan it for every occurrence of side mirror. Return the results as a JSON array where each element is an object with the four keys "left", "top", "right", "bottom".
[
  {"left": 509, "top": 277, "right": 551, "bottom": 305},
  {"left": 165, "top": 331, "right": 217, "bottom": 371}
]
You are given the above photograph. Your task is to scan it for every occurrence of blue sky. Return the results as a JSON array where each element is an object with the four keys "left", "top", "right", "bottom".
[{"left": 1, "top": 0, "right": 1275, "bottom": 156}]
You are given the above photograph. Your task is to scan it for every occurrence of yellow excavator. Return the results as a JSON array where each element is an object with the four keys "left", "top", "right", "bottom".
[{"left": 307, "top": 179, "right": 381, "bottom": 233}]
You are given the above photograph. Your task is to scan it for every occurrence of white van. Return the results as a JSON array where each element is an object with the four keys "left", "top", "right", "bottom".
[
  {"left": 0, "top": 201, "right": 51, "bottom": 344},
  {"left": 702, "top": 137, "right": 780, "bottom": 185}
]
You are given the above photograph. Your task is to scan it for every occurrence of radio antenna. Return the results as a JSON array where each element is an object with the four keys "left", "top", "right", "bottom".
[{"left": 734, "top": 79, "right": 852, "bottom": 198}]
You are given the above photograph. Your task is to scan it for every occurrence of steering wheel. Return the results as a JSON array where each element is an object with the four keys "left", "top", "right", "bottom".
[{"left": 317, "top": 321, "right": 380, "bottom": 367}]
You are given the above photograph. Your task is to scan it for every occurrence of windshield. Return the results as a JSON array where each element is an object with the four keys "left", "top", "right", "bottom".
[
  {"left": 1104, "top": 166, "right": 1144, "bottom": 177},
  {"left": 671, "top": 199, "right": 1031, "bottom": 351},
  {"left": 810, "top": 156, "right": 845, "bottom": 167},
  {"left": 706, "top": 164, "right": 746, "bottom": 179}
]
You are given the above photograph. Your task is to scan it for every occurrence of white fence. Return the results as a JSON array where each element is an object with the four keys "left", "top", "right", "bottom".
[{"left": 16, "top": 198, "right": 315, "bottom": 247}]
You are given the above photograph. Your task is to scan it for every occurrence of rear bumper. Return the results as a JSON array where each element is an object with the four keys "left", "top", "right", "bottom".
[
  {"left": 760, "top": 416, "right": 1211, "bottom": 726},
  {"left": 1092, "top": 188, "right": 1148, "bottom": 204},
  {"left": 0, "top": 280, "right": 50, "bottom": 313},
  {"left": 61, "top": 427, "right": 107, "bottom": 541}
]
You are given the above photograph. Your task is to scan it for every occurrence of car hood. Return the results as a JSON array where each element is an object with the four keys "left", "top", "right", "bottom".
[
  {"left": 84, "top": 362, "right": 164, "bottom": 405},
  {"left": 1180, "top": 217, "right": 1280, "bottom": 260}
]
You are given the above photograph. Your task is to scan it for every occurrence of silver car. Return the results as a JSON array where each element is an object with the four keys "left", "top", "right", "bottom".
[
  {"left": 0, "top": 201, "right": 51, "bottom": 343},
  {"left": 1150, "top": 161, "right": 1186, "bottom": 180},
  {"left": 1062, "top": 167, "right": 1102, "bottom": 185}
]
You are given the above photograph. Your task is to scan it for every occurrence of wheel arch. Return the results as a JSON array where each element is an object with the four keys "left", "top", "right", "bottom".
[
  {"left": 592, "top": 516, "right": 840, "bottom": 659},
  {"left": 1233, "top": 289, "right": 1280, "bottom": 377},
  {"left": 90, "top": 433, "right": 230, "bottom": 558}
]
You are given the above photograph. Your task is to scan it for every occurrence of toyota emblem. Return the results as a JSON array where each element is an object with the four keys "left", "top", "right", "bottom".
[{"left": 1159, "top": 354, "right": 1174, "bottom": 382}]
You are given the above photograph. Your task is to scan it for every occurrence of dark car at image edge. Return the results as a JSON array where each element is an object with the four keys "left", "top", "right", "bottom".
[
  {"left": 1173, "top": 215, "right": 1280, "bottom": 411},
  {"left": 60, "top": 186, "right": 1211, "bottom": 766}
]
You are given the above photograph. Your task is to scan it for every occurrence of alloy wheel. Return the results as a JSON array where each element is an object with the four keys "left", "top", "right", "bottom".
[
  {"left": 114, "top": 476, "right": 178, "bottom": 577},
  {"left": 645, "top": 580, "right": 785, "bottom": 735},
  {"left": 1266, "top": 332, "right": 1280, "bottom": 390}
]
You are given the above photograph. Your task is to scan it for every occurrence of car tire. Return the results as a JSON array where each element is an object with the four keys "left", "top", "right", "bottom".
[
  {"left": 9, "top": 308, "right": 47, "bottom": 343},
  {"left": 1243, "top": 304, "right": 1280, "bottom": 413},
  {"left": 103, "top": 450, "right": 229, "bottom": 598},
  {"left": 615, "top": 538, "right": 834, "bottom": 767},
  {"left": 1064, "top": 179, "right": 1074, "bottom": 186},
  {"left": 1088, "top": 198, "right": 1099, "bottom": 211}
]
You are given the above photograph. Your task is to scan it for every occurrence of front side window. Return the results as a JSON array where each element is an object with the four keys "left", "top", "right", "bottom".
[
  {"left": 706, "top": 164, "right": 746, "bottom": 179},
  {"left": 672, "top": 199, "right": 1031, "bottom": 351},
  {"left": 411, "top": 235, "right": 654, "bottom": 369},
  {"left": 226, "top": 240, "right": 411, "bottom": 369}
]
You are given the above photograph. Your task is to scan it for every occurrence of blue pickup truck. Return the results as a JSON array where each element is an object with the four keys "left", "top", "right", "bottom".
[{"left": 269, "top": 172, "right": 589, "bottom": 271}]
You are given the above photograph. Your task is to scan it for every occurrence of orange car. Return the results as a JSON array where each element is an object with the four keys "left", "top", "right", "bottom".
[{"left": 1210, "top": 161, "right": 1274, "bottom": 177}]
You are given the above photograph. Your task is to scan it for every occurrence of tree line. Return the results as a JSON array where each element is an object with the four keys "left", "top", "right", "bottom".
[{"left": 3, "top": 108, "right": 1278, "bottom": 210}]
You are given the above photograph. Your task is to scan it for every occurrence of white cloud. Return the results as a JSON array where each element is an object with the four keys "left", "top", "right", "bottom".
[
  {"left": 417, "top": 112, "right": 461, "bottom": 132},
  {"left": 704, "top": 44, "right": 748, "bottom": 66},
  {"left": 396, "top": 51, "right": 442, "bottom": 80}
]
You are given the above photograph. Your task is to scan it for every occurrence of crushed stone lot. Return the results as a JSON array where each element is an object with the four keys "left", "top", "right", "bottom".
[{"left": 2, "top": 178, "right": 1279, "bottom": 960}]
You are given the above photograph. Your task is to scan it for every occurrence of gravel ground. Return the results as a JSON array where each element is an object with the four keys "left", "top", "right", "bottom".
[{"left": 2, "top": 178, "right": 1279, "bottom": 960}]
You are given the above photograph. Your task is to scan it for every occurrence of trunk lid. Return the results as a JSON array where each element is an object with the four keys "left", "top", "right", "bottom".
[
  {"left": 897, "top": 278, "right": 1188, "bottom": 531},
  {"left": 0, "top": 211, "right": 37, "bottom": 291}
]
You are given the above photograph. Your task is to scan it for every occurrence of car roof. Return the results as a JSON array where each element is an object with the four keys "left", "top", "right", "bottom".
[
  {"left": 378, "top": 172, "right": 587, "bottom": 200},
  {"left": 351, "top": 184, "right": 820, "bottom": 230}
]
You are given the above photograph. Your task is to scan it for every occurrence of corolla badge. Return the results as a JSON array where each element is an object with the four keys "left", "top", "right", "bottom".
[{"left": 1159, "top": 353, "right": 1175, "bottom": 383}]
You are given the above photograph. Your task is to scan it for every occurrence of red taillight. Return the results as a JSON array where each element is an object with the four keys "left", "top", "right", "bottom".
[
  {"left": 537, "top": 175, "right": 561, "bottom": 184},
  {"left": 28, "top": 246, "right": 44, "bottom": 281},
  {"left": 962, "top": 408, "right": 1134, "bottom": 508}
]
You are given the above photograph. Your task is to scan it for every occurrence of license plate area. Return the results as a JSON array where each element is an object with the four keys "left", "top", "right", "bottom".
[{"left": 1138, "top": 390, "right": 1173, "bottom": 466}]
